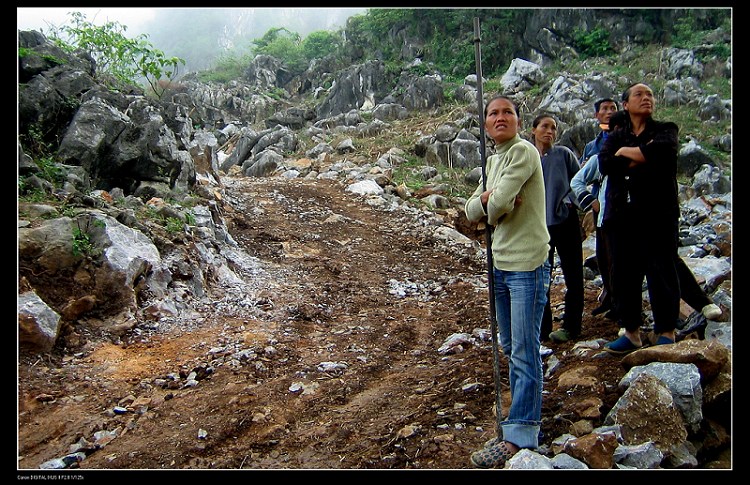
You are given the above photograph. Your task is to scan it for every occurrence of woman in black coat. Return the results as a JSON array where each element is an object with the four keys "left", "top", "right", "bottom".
[{"left": 598, "top": 83, "right": 681, "bottom": 354}]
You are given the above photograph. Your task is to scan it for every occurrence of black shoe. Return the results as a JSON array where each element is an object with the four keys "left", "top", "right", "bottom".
[{"left": 591, "top": 303, "right": 611, "bottom": 316}]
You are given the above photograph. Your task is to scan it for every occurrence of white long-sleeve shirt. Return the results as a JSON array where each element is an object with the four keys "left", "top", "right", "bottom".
[{"left": 570, "top": 154, "right": 609, "bottom": 228}]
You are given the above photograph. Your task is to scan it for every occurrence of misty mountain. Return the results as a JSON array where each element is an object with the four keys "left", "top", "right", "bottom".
[{"left": 135, "top": 8, "right": 366, "bottom": 74}]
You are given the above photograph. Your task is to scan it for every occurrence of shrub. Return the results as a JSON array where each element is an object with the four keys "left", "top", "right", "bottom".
[{"left": 48, "top": 11, "right": 185, "bottom": 98}]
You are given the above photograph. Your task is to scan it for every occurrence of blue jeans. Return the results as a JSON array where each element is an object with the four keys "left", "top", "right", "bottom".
[{"left": 493, "top": 261, "right": 551, "bottom": 449}]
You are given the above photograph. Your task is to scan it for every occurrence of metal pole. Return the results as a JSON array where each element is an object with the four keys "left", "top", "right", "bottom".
[{"left": 473, "top": 17, "right": 503, "bottom": 439}]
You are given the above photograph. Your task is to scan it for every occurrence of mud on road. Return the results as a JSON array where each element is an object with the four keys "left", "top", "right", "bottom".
[{"left": 18, "top": 175, "right": 627, "bottom": 472}]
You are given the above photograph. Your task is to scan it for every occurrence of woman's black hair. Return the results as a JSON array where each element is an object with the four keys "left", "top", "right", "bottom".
[
  {"left": 532, "top": 112, "right": 557, "bottom": 129},
  {"left": 484, "top": 95, "right": 520, "bottom": 118},
  {"left": 621, "top": 82, "right": 652, "bottom": 103},
  {"left": 608, "top": 110, "right": 631, "bottom": 131}
]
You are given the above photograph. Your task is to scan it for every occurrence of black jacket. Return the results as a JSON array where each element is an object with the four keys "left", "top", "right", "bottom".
[{"left": 598, "top": 117, "right": 679, "bottom": 228}]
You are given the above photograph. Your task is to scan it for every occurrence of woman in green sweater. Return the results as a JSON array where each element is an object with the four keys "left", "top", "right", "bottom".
[{"left": 465, "top": 95, "right": 551, "bottom": 468}]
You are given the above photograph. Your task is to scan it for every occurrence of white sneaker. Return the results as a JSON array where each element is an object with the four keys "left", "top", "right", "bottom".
[{"left": 702, "top": 303, "right": 722, "bottom": 320}]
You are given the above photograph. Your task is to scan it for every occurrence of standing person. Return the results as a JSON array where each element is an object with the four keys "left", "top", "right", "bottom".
[
  {"left": 578, "top": 98, "right": 619, "bottom": 318},
  {"left": 464, "top": 95, "right": 551, "bottom": 468},
  {"left": 531, "top": 113, "right": 584, "bottom": 343},
  {"left": 571, "top": 152, "right": 618, "bottom": 321},
  {"left": 580, "top": 98, "right": 619, "bottom": 167},
  {"left": 575, "top": 114, "right": 722, "bottom": 337},
  {"left": 598, "top": 83, "right": 681, "bottom": 354}
]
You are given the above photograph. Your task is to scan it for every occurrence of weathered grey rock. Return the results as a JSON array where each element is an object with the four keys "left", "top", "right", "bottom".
[
  {"left": 435, "top": 123, "right": 460, "bottom": 143},
  {"left": 424, "top": 141, "right": 449, "bottom": 167},
  {"left": 18, "top": 291, "right": 61, "bottom": 352},
  {"left": 550, "top": 452, "right": 589, "bottom": 469},
  {"left": 316, "top": 60, "right": 388, "bottom": 119},
  {"left": 705, "top": 321, "right": 731, "bottom": 350},
  {"left": 619, "top": 362, "right": 703, "bottom": 434},
  {"left": 664, "top": 77, "right": 704, "bottom": 106},
  {"left": 664, "top": 47, "right": 704, "bottom": 79},
  {"left": 536, "top": 76, "right": 588, "bottom": 122},
  {"left": 221, "top": 127, "right": 262, "bottom": 172},
  {"left": 613, "top": 442, "right": 664, "bottom": 469},
  {"left": 336, "top": 138, "right": 356, "bottom": 154},
  {"left": 678, "top": 140, "right": 718, "bottom": 178},
  {"left": 622, "top": 339, "right": 730, "bottom": 383},
  {"left": 372, "top": 103, "right": 408, "bottom": 121},
  {"left": 346, "top": 179, "right": 384, "bottom": 196},
  {"left": 390, "top": 73, "right": 444, "bottom": 112},
  {"left": 664, "top": 440, "right": 699, "bottom": 469},
  {"left": 500, "top": 58, "right": 544, "bottom": 93},
  {"left": 505, "top": 449, "right": 554, "bottom": 469},
  {"left": 266, "top": 106, "right": 315, "bottom": 130},
  {"left": 449, "top": 139, "right": 481, "bottom": 169},
  {"left": 242, "top": 150, "right": 282, "bottom": 177},
  {"left": 692, "top": 164, "right": 731, "bottom": 197},
  {"left": 604, "top": 373, "right": 688, "bottom": 453},
  {"left": 244, "top": 54, "right": 291, "bottom": 90}
]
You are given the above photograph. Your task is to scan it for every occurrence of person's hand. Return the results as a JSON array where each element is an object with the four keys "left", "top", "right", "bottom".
[
  {"left": 582, "top": 211, "right": 596, "bottom": 236},
  {"left": 616, "top": 146, "right": 645, "bottom": 167},
  {"left": 481, "top": 189, "right": 493, "bottom": 209},
  {"left": 592, "top": 200, "right": 600, "bottom": 213}
]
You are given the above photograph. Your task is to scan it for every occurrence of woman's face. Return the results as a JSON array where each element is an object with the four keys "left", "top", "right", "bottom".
[
  {"left": 485, "top": 98, "right": 519, "bottom": 143},
  {"left": 532, "top": 117, "right": 557, "bottom": 147},
  {"left": 623, "top": 83, "right": 654, "bottom": 117}
]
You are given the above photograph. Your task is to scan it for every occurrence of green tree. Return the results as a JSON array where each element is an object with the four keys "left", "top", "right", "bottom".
[
  {"left": 301, "top": 30, "right": 343, "bottom": 60},
  {"left": 251, "top": 27, "right": 306, "bottom": 74},
  {"left": 49, "top": 11, "right": 185, "bottom": 98},
  {"left": 342, "top": 9, "right": 526, "bottom": 78},
  {"left": 572, "top": 27, "right": 613, "bottom": 58}
]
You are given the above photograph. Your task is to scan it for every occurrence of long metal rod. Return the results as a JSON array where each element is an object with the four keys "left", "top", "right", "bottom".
[{"left": 473, "top": 17, "right": 503, "bottom": 439}]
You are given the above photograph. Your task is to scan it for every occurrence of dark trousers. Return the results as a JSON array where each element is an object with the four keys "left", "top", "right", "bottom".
[
  {"left": 541, "top": 209, "right": 584, "bottom": 337},
  {"left": 675, "top": 255, "right": 712, "bottom": 312},
  {"left": 595, "top": 222, "right": 615, "bottom": 309},
  {"left": 609, "top": 214, "right": 680, "bottom": 334}
]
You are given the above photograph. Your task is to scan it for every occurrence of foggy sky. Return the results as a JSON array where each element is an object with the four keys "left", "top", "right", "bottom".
[{"left": 17, "top": 7, "right": 367, "bottom": 74}]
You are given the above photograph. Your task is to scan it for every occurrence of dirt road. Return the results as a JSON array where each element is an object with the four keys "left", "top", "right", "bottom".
[{"left": 18, "top": 174, "right": 628, "bottom": 472}]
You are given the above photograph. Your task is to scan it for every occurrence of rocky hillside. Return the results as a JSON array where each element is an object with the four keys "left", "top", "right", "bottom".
[{"left": 17, "top": 15, "right": 731, "bottom": 472}]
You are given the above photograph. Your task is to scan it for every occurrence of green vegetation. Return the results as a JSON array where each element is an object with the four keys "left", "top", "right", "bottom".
[
  {"left": 71, "top": 220, "right": 104, "bottom": 258},
  {"left": 35, "top": 157, "right": 65, "bottom": 186},
  {"left": 252, "top": 28, "right": 305, "bottom": 73},
  {"left": 22, "top": 125, "right": 53, "bottom": 160},
  {"left": 671, "top": 8, "right": 730, "bottom": 49},
  {"left": 197, "top": 52, "right": 253, "bottom": 83},
  {"left": 72, "top": 227, "right": 94, "bottom": 257},
  {"left": 46, "top": 12, "right": 185, "bottom": 98},
  {"left": 301, "top": 31, "right": 343, "bottom": 62},
  {"left": 248, "top": 27, "right": 345, "bottom": 77},
  {"left": 391, "top": 155, "right": 429, "bottom": 192},
  {"left": 165, "top": 217, "right": 184, "bottom": 234},
  {"left": 345, "top": 9, "right": 525, "bottom": 78},
  {"left": 572, "top": 27, "right": 613, "bottom": 58},
  {"left": 196, "top": 27, "right": 344, "bottom": 84},
  {"left": 18, "top": 186, "right": 46, "bottom": 203},
  {"left": 19, "top": 46, "right": 65, "bottom": 65}
]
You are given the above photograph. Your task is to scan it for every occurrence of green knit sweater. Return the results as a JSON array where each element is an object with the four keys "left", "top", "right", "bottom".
[{"left": 465, "top": 134, "right": 550, "bottom": 272}]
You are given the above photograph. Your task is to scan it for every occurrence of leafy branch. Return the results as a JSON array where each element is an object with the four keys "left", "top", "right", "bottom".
[{"left": 48, "top": 11, "right": 185, "bottom": 98}]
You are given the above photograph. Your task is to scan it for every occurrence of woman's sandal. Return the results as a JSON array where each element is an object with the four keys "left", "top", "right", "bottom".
[{"left": 470, "top": 439, "right": 518, "bottom": 468}]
